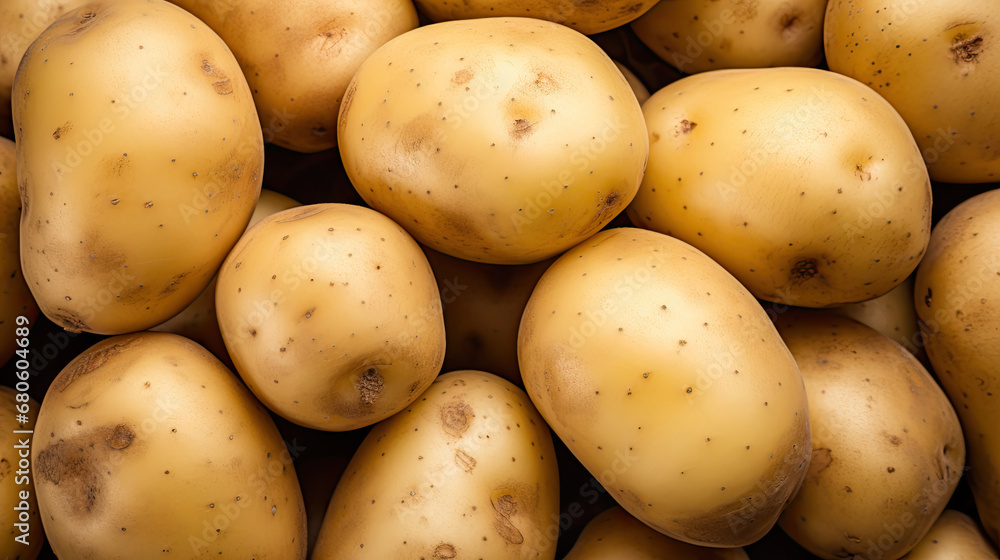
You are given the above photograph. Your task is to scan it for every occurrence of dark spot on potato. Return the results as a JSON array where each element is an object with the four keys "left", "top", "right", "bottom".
[
  {"left": 806, "top": 448, "right": 832, "bottom": 485},
  {"left": 952, "top": 34, "right": 983, "bottom": 63},
  {"left": 338, "top": 80, "right": 357, "bottom": 137},
  {"left": 452, "top": 69, "right": 474, "bottom": 85},
  {"left": 924, "top": 287, "right": 932, "bottom": 307},
  {"left": 455, "top": 449, "right": 477, "bottom": 473},
  {"left": 440, "top": 402, "right": 474, "bottom": 437},
  {"left": 357, "top": 367, "right": 384, "bottom": 405},
  {"left": 433, "top": 543, "right": 457, "bottom": 559},
  {"left": 201, "top": 59, "right": 233, "bottom": 95},
  {"left": 51, "top": 310, "right": 89, "bottom": 333},
  {"left": 676, "top": 119, "right": 697, "bottom": 135},
  {"left": 510, "top": 118, "right": 533, "bottom": 140},
  {"left": 66, "top": 10, "right": 100, "bottom": 36},
  {"left": 105, "top": 424, "right": 135, "bottom": 449},
  {"left": 791, "top": 258, "right": 818, "bottom": 280},
  {"left": 491, "top": 494, "right": 524, "bottom": 544},
  {"left": 53, "top": 337, "right": 141, "bottom": 392}
]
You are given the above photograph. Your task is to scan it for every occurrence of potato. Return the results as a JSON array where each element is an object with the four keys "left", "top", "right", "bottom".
[
  {"left": 627, "top": 67, "right": 931, "bottom": 307},
  {"left": 1, "top": 136, "right": 38, "bottom": 366},
  {"left": 564, "top": 506, "right": 751, "bottom": 559},
  {"left": 338, "top": 17, "right": 648, "bottom": 264},
  {"left": 13, "top": 0, "right": 263, "bottom": 335},
  {"left": 216, "top": 203, "right": 445, "bottom": 431},
  {"left": 1, "top": 386, "right": 43, "bottom": 560},
  {"left": 168, "top": 0, "right": 417, "bottom": 153},
  {"left": 775, "top": 313, "right": 965, "bottom": 560},
  {"left": 828, "top": 275, "right": 922, "bottom": 356},
  {"left": 632, "top": 0, "right": 826, "bottom": 74},
  {"left": 312, "top": 370, "right": 559, "bottom": 559},
  {"left": 914, "top": 188, "right": 1000, "bottom": 547},
  {"left": 31, "top": 332, "right": 306, "bottom": 559},
  {"left": 902, "top": 510, "right": 1000, "bottom": 560},
  {"left": 824, "top": 0, "right": 1000, "bottom": 183},
  {"left": 518, "top": 227, "right": 812, "bottom": 547},
  {"left": 151, "top": 188, "right": 301, "bottom": 365},
  {"left": 412, "top": 0, "right": 660, "bottom": 35},
  {"left": 424, "top": 246, "right": 552, "bottom": 385}
]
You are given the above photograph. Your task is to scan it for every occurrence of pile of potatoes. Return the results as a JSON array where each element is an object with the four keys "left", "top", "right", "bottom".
[{"left": 1, "top": 0, "right": 999, "bottom": 559}]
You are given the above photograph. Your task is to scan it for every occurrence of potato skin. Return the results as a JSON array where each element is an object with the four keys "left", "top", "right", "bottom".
[
  {"left": 14, "top": 0, "right": 263, "bottom": 335},
  {"left": 168, "top": 0, "right": 417, "bottom": 153},
  {"left": 338, "top": 17, "right": 648, "bottom": 264},
  {"left": 413, "top": 0, "right": 660, "bottom": 35},
  {"left": 31, "top": 332, "right": 306, "bottom": 559},
  {"left": 216, "top": 203, "right": 445, "bottom": 431},
  {"left": 914, "top": 188, "right": 1000, "bottom": 547},
  {"left": 902, "top": 510, "right": 1000, "bottom": 560},
  {"left": 828, "top": 275, "right": 922, "bottom": 356},
  {"left": 312, "top": 370, "right": 559, "bottom": 559},
  {"left": 1, "top": 136, "right": 38, "bottom": 365},
  {"left": 824, "top": 0, "right": 1000, "bottom": 183},
  {"left": 518, "top": 227, "right": 812, "bottom": 547},
  {"left": 775, "top": 313, "right": 965, "bottom": 560},
  {"left": 0, "top": 386, "right": 43, "bottom": 560},
  {"left": 564, "top": 506, "right": 750, "bottom": 560},
  {"left": 632, "top": 0, "right": 826, "bottom": 73},
  {"left": 627, "top": 67, "right": 931, "bottom": 307}
]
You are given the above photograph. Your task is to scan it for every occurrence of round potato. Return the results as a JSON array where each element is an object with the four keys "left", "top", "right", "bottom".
[
  {"left": 824, "top": 0, "right": 1000, "bottom": 183},
  {"left": 627, "top": 67, "right": 931, "bottom": 307},
  {"left": 775, "top": 313, "right": 965, "bottom": 560},
  {"left": 632, "top": 0, "right": 826, "bottom": 74},
  {"left": 1, "top": 386, "right": 43, "bottom": 560},
  {"left": 169, "top": 0, "right": 418, "bottom": 153},
  {"left": 412, "top": 0, "right": 660, "bottom": 35},
  {"left": 915, "top": 188, "right": 1000, "bottom": 547},
  {"left": 312, "top": 370, "right": 559, "bottom": 559},
  {"left": 14, "top": 0, "right": 263, "bottom": 335},
  {"left": 216, "top": 203, "right": 445, "bottom": 431},
  {"left": 518, "top": 227, "right": 812, "bottom": 547},
  {"left": 1, "top": 136, "right": 38, "bottom": 366},
  {"left": 31, "top": 332, "right": 307, "bottom": 559},
  {"left": 902, "top": 510, "right": 1000, "bottom": 560},
  {"left": 338, "top": 17, "right": 648, "bottom": 264},
  {"left": 565, "top": 506, "right": 750, "bottom": 559}
]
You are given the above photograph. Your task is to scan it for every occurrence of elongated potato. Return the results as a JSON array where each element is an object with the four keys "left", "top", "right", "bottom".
[
  {"left": 14, "top": 0, "right": 263, "bottom": 335},
  {"left": 313, "top": 370, "right": 559, "bottom": 559},
  {"left": 1, "top": 136, "right": 38, "bottom": 366},
  {"left": 31, "top": 332, "right": 307, "bottom": 559},
  {"left": 776, "top": 313, "right": 965, "bottom": 560},
  {"left": 519, "top": 227, "right": 812, "bottom": 547}
]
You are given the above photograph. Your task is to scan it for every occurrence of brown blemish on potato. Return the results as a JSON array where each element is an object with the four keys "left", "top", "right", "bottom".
[
  {"left": 51, "top": 310, "right": 89, "bottom": 333},
  {"left": 357, "top": 367, "right": 384, "bottom": 405},
  {"left": 791, "top": 258, "right": 818, "bottom": 280},
  {"left": 36, "top": 439, "right": 102, "bottom": 512},
  {"left": 52, "top": 122, "right": 72, "bottom": 140},
  {"left": 676, "top": 119, "right": 696, "bottom": 135},
  {"left": 952, "top": 34, "right": 983, "bottom": 63},
  {"left": 491, "top": 494, "right": 524, "bottom": 544},
  {"left": 454, "top": 449, "right": 477, "bottom": 473},
  {"left": 53, "top": 337, "right": 142, "bottom": 392},
  {"left": 105, "top": 424, "right": 135, "bottom": 449},
  {"left": 452, "top": 69, "right": 474, "bottom": 85},
  {"left": 440, "top": 402, "right": 474, "bottom": 437},
  {"left": 66, "top": 10, "right": 100, "bottom": 36},
  {"left": 779, "top": 13, "right": 804, "bottom": 41},
  {"left": 338, "top": 79, "right": 357, "bottom": 137},
  {"left": 510, "top": 118, "right": 533, "bottom": 140},
  {"left": 533, "top": 72, "right": 559, "bottom": 94},
  {"left": 806, "top": 448, "right": 832, "bottom": 485},
  {"left": 201, "top": 60, "right": 233, "bottom": 95},
  {"left": 433, "top": 543, "right": 457, "bottom": 558}
]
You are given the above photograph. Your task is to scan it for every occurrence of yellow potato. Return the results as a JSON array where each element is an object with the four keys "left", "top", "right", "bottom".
[
  {"left": 828, "top": 275, "right": 922, "bottom": 356},
  {"left": 614, "top": 60, "right": 651, "bottom": 106},
  {"left": 412, "top": 0, "right": 660, "bottom": 35},
  {"left": 824, "top": 0, "right": 1000, "bottom": 183},
  {"left": 14, "top": 0, "right": 263, "bottom": 335},
  {"left": 312, "top": 370, "right": 559, "bottom": 559},
  {"left": 338, "top": 17, "right": 648, "bottom": 264},
  {"left": 775, "top": 313, "right": 965, "bottom": 560},
  {"left": 169, "top": 0, "right": 417, "bottom": 153},
  {"left": 216, "top": 203, "right": 445, "bottom": 431},
  {"left": 628, "top": 67, "right": 931, "bottom": 307},
  {"left": 632, "top": 0, "right": 826, "bottom": 73},
  {"left": 1, "top": 136, "right": 37, "bottom": 366},
  {"left": 902, "top": 510, "right": 1000, "bottom": 560},
  {"left": 565, "top": 506, "right": 750, "bottom": 559},
  {"left": 32, "top": 332, "right": 306, "bottom": 559},
  {"left": 519, "top": 227, "right": 811, "bottom": 547},
  {"left": 915, "top": 188, "right": 1000, "bottom": 547},
  {"left": 1, "top": 386, "right": 43, "bottom": 560}
]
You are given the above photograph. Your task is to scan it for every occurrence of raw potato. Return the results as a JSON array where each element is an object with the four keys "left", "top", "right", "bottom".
[
  {"left": 312, "top": 370, "right": 560, "bottom": 559},
  {"left": 216, "top": 203, "right": 445, "bottom": 431},
  {"left": 1, "top": 386, "right": 43, "bottom": 560},
  {"left": 1, "top": 136, "right": 38, "bottom": 366},
  {"left": 169, "top": 0, "right": 418, "bottom": 153},
  {"left": 824, "top": 0, "right": 1000, "bottom": 183},
  {"left": 338, "top": 17, "right": 648, "bottom": 264},
  {"left": 14, "top": 0, "right": 263, "bottom": 335},
  {"left": 614, "top": 60, "right": 651, "bottom": 106},
  {"left": 632, "top": 0, "right": 826, "bottom": 74},
  {"left": 564, "top": 506, "right": 751, "bottom": 559},
  {"left": 775, "top": 313, "right": 965, "bottom": 560},
  {"left": 915, "top": 188, "right": 1000, "bottom": 547},
  {"left": 412, "top": 0, "right": 660, "bottom": 35},
  {"left": 31, "top": 332, "right": 307, "bottom": 559},
  {"left": 423, "top": 247, "right": 552, "bottom": 385},
  {"left": 829, "top": 275, "right": 921, "bottom": 355},
  {"left": 628, "top": 67, "right": 931, "bottom": 307},
  {"left": 518, "top": 228, "right": 812, "bottom": 547},
  {"left": 902, "top": 510, "right": 1000, "bottom": 560},
  {"left": 151, "top": 189, "right": 301, "bottom": 365}
]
